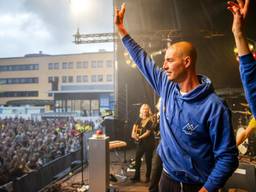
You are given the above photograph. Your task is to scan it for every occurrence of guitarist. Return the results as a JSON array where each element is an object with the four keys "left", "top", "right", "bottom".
[{"left": 131, "top": 104, "right": 155, "bottom": 183}]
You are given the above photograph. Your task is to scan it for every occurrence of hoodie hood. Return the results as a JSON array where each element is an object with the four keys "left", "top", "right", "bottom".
[{"left": 175, "top": 75, "right": 214, "bottom": 102}]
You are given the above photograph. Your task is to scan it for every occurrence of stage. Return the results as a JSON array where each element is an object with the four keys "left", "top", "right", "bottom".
[
  {"left": 40, "top": 148, "right": 256, "bottom": 192},
  {"left": 45, "top": 149, "right": 150, "bottom": 192}
]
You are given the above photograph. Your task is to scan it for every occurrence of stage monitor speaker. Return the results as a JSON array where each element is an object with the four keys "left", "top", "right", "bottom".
[{"left": 103, "top": 119, "right": 125, "bottom": 141}]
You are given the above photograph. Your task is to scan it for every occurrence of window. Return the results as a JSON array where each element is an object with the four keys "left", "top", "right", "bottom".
[
  {"left": 106, "top": 74, "right": 112, "bottom": 82},
  {"left": 0, "top": 78, "right": 38, "bottom": 84},
  {"left": 62, "top": 76, "right": 73, "bottom": 83},
  {"left": 68, "top": 76, "right": 73, "bottom": 83},
  {"left": 49, "top": 63, "right": 59, "bottom": 70},
  {"left": 68, "top": 62, "right": 73, "bottom": 69},
  {"left": 77, "top": 75, "right": 82, "bottom": 83},
  {"left": 91, "top": 100, "right": 99, "bottom": 116},
  {"left": 62, "top": 76, "right": 67, "bottom": 83},
  {"left": 48, "top": 76, "right": 53, "bottom": 83},
  {"left": 0, "top": 64, "right": 39, "bottom": 72},
  {"left": 48, "top": 76, "right": 58, "bottom": 83},
  {"left": 106, "top": 60, "right": 113, "bottom": 68},
  {"left": 91, "top": 75, "right": 97, "bottom": 82},
  {"left": 54, "top": 63, "right": 59, "bottom": 69},
  {"left": 0, "top": 91, "right": 38, "bottom": 97},
  {"left": 48, "top": 63, "right": 54, "bottom": 70},
  {"left": 91, "top": 60, "right": 97, "bottom": 68},
  {"left": 83, "top": 75, "right": 88, "bottom": 82},
  {"left": 82, "top": 61, "right": 88, "bottom": 68},
  {"left": 0, "top": 79, "right": 7, "bottom": 84},
  {"left": 97, "top": 60, "right": 103, "bottom": 68},
  {"left": 62, "top": 62, "right": 68, "bottom": 69},
  {"left": 97, "top": 75, "right": 103, "bottom": 82},
  {"left": 76, "top": 61, "right": 82, "bottom": 69}
]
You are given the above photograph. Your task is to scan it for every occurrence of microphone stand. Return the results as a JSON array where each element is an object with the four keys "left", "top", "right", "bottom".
[
  {"left": 72, "top": 129, "right": 90, "bottom": 192},
  {"left": 80, "top": 131, "right": 85, "bottom": 186}
]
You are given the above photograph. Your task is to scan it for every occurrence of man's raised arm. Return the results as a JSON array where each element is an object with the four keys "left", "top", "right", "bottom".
[
  {"left": 114, "top": 3, "right": 128, "bottom": 38},
  {"left": 227, "top": 0, "right": 250, "bottom": 56}
]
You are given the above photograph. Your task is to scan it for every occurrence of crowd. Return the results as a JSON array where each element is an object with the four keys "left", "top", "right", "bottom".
[{"left": 0, "top": 117, "right": 94, "bottom": 185}]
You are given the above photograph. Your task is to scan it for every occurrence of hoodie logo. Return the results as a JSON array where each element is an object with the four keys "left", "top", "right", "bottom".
[{"left": 182, "top": 122, "right": 198, "bottom": 135}]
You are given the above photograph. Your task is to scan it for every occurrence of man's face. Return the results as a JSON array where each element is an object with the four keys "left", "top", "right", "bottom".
[{"left": 162, "top": 47, "right": 186, "bottom": 82}]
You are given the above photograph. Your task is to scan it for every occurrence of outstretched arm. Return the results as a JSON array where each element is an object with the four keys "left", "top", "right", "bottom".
[
  {"left": 227, "top": 0, "right": 250, "bottom": 56},
  {"left": 236, "top": 117, "right": 256, "bottom": 145},
  {"left": 114, "top": 3, "right": 128, "bottom": 38},
  {"left": 228, "top": 0, "right": 256, "bottom": 118}
]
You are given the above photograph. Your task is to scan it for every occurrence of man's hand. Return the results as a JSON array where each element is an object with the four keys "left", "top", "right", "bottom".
[
  {"left": 114, "top": 3, "right": 128, "bottom": 38},
  {"left": 227, "top": 0, "right": 250, "bottom": 56},
  {"left": 227, "top": 0, "right": 249, "bottom": 35}
]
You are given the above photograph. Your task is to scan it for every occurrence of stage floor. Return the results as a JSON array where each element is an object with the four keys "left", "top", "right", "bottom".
[
  {"left": 53, "top": 148, "right": 150, "bottom": 192},
  {"left": 42, "top": 148, "right": 253, "bottom": 192}
]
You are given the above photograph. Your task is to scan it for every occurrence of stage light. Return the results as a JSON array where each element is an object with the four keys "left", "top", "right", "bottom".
[
  {"left": 233, "top": 47, "right": 238, "bottom": 54},
  {"left": 126, "top": 59, "right": 131, "bottom": 65},
  {"left": 253, "top": 52, "right": 256, "bottom": 60},
  {"left": 123, "top": 52, "right": 129, "bottom": 57},
  {"left": 131, "top": 63, "right": 136, "bottom": 68},
  {"left": 249, "top": 43, "right": 254, "bottom": 51}
]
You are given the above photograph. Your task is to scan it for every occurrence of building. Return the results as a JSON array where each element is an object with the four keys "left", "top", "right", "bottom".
[{"left": 0, "top": 51, "right": 115, "bottom": 116}]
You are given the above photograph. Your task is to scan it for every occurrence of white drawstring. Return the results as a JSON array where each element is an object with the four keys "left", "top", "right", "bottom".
[{"left": 180, "top": 182, "right": 184, "bottom": 192}]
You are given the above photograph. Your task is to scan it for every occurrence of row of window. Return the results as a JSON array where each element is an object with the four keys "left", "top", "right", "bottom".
[
  {"left": 48, "top": 60, "right": 113, "bottom": 70},
  {"left": 0, "top": 77, "right": 38, "bottom": 85},
  {"left": 48, "top": 74, "right": 113, "bottom": 84},
  {"left": 0, "top": 64, "right": 39, "bottom": 72},
  {"left": 0, "top": 60, "right": 113, "bottom": 72},
  {"left": 0, "top": 74, "right": 112, "bottom": 86},
  {"left": 0, "top": 91, "right": 38, "bottom": 97}
]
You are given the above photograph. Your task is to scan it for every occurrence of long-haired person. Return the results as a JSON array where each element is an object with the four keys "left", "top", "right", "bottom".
[{"left": 131, "top": 104, "right": 155, "bottom": 183}]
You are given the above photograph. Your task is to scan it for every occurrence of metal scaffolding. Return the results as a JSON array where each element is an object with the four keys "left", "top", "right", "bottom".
[{"left": 73, "top": 29, "right": 117, "bottom": 44}]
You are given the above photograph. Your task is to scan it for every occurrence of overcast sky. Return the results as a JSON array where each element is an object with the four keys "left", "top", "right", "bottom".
[{"left": 0, "top": 0, "right": 114, "bottom": 58}]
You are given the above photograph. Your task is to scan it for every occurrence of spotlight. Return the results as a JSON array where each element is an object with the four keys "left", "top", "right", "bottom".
[
  {"left": 126, "top": 59, "right": 131, "bottom": 65},
  {"left": 249, "top": 43, "right": 254, "bottom": 51},
  {"left": 131, "top": 64, "right": 136, "bottom": 68},
  {"left": 233, "top": 47, "right": 238, "bottom": 54},
  {"left": 123, "top": 52, "right": 129, "bottom": 57}
]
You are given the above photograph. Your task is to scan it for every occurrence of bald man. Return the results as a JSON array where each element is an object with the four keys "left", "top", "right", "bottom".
[{"left": 115, "top": 4, "right": 238, "bottom": 192}]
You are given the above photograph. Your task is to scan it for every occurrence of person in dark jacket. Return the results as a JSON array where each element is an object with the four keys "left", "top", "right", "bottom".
[{"left": 115, "top": 4, "right": 238, "bottom": 192}]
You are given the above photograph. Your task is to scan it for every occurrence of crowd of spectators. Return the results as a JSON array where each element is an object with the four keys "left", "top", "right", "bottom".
[{"left": 0, "top": 117, "right": 94, "bottom": 185}]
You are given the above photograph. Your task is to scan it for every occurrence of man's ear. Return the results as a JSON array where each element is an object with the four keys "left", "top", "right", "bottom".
[{"left": 183, "top": 56, "right": 192, "bottom": 68}]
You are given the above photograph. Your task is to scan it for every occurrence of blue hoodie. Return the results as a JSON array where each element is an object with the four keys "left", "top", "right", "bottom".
[
  {"left": 122, "top": 35, "right": 238, "bottom": 192},
  {"left": 239, "top": 53, "right": 256, "bottom": 118}
]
